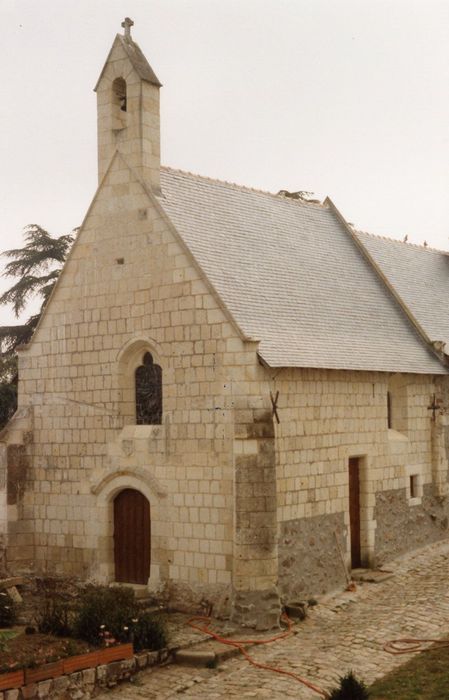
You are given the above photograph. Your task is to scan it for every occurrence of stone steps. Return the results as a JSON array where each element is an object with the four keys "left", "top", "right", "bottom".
[{"left": 174, "top": 638, "right": 248, "bottom": 667}]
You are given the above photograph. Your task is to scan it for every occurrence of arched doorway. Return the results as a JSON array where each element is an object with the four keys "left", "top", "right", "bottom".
[{"left": 113, "top": 489, "right": 151, "bottom": 584}]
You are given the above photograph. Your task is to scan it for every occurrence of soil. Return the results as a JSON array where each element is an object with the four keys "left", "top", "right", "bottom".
[{"left": 0, "top": 629, "right": 91, "bottom": 672}]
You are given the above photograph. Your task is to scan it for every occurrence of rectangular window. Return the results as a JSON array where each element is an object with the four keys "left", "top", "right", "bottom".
[
  {"left": 406, "top": 468, "right": 423, "bottom": 505},
  {"left": 410, "top": 474, "right": 418, "bottom": 499}
]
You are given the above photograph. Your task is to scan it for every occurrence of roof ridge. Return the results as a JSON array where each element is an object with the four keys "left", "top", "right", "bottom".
[
  {"left": 160, "top": 165, "right": 324, "bottom": 207},
  {"left": 355, "top": 228, "right": 447, "bottom": 254}
]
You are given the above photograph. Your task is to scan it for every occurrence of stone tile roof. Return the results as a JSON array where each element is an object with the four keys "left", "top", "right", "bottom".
[
  {"left": 356, "top": 230, "right": 449, "bottom": 351},
  {"left": 94, "top": 35, "right": 162, "bottom": 91},
  {"left": 118, "top": 36, "right": 162, "bottom": 86},
  {"left": 158, "top": 168, "right": 446, "bottom": 374}
]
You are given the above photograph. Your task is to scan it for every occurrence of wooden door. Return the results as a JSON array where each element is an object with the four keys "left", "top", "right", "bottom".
[
  {"left": 348, "top": 457, "right": 361, "bottom": 568},
  {"left": 114, "top": 489, "right": 151, "bottom": 584}
]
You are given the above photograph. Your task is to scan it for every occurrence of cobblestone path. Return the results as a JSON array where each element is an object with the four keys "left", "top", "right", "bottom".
[{"left": 96, "top": 541, "right": 449, "bottom": 698}]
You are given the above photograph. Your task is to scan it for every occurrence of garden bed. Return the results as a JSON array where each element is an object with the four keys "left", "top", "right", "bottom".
[
  {"left": 0, "top": 579, "right": 171, "bottom": 696},
  {"left": 0, "top": 630, "right": 91, "bottom": 672},
  {"left": 0, "top": 643, "right": 147, "bottom": 696},
  {"left": 0, "top": 631, "right": 135, "bottom": 694}
]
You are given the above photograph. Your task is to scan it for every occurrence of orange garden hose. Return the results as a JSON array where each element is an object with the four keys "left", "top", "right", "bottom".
[
  {"left": 187, "top": 614, "right": 328, "bottom": 698},
  {"left": 384, "top": 637, "right": 449, "bottom": 655},
  {"left": 188, "top": 616, "right": 449, "bottom": 696}
]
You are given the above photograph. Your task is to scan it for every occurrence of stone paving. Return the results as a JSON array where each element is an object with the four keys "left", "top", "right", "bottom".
[{"left": 96, "top": 540, "right": 449, "bottom": 698}]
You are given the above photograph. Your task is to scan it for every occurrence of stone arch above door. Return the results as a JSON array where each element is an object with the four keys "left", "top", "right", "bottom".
[
  {"left": 91, "top": 467, "right": 167, "bottom": 499},
  {"left": 90, "top": 470, "right": 167, "bottom": 585}
]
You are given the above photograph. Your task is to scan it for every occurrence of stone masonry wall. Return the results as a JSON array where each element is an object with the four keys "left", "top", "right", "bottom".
[
  {"left": 231, "top": 406, "right": 280, "bottom": 629},
  {"left": 4, "top": 156, "right": 449, "bottom": 614},
  {"left": 278, "top": 512, "right": 346, "bottom": 601},
  {"left": 271, "top": 367, "right": 449, "bottom": 599},
  {"left": 374, "top": 484, "right": 449, "bottom": 563},
  {"left": 5, "top": 155, "right": 263, "bottom": 612}
]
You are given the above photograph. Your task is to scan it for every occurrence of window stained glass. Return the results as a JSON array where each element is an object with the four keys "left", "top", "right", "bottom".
[{"left": 135, "top": 352, "right": 162, "bottom": 424}]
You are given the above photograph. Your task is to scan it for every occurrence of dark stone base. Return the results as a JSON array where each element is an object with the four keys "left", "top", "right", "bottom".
[
  {"left": 230, "top": 586, "right": 281, "bottom": 630},
  {"left": 374, "top": 484, "right": 449, "bottom": 564},
  {"left": 165, "top": 580, "right": 232, "bottom": 619},
  {"left": 278, "top": 511, "right": 347, "bottom": 601}
]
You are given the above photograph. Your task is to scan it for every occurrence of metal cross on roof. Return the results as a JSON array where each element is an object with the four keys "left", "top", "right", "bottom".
[{"left": 121, "top": 17, "right": 134, "bottom": 38}]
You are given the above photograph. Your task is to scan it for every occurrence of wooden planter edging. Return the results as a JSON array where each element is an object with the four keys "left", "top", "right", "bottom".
[
  {"left": 0, "top": 670, "right": 24, "bottom": 691},
  {"left": 97, "top": 643, "right": 133, "bottom": 664},
  {"left": 0, "top": 643, "right": 134, "bottom": 691},
  {"left": 24, "top": 659, "right": 64, "bottom": 684},
  {"left": 0, "top": 644, "right": 170, "bottom": 696},
  {"left": 62, "top": 650, "right": 100, "bottom": 674}
]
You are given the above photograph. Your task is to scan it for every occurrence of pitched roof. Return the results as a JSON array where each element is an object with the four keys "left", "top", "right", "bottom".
[
  {"left": 94, "top": 35, "right": 162, "bottom": 91},
  {"left": 355, "top": 231, "right": 449, "bottom": 351},
  {"left": 157, "top": 168, "right": 446, "bottom": 374}
]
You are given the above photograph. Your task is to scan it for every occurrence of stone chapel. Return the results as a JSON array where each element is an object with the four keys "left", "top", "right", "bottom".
[{"left": 2, "top": 20, "right": 449, "bottom": 629}]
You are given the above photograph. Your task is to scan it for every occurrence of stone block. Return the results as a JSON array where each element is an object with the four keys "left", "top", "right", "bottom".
[
  {"left": 95, "top": 665, "right": 107, "bottom": 686},
  {"left": 50, "top": 676, "right": 69, "bottom": 694},
  {"left": 36, "top": 680, "right": 52, "bottom": 699},
  {"left": 4, "top": 691, "right": 20, "bottom": 700},
  {"left": 135, "top": 652, "right": 148, "bottom": 669},
  {"left": 147, "top": 650, "right": 160, "bottom": 667},
  {"left": 81, "top": 667, "right": 96, "bottom": 685},
  {"left": 68, "top": 671, "right": 82, "bottom": 686}
]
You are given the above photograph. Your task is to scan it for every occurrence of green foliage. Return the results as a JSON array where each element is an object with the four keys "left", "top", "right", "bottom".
[
  {"left": 132, "top": 611, "right": 168, "bottom": 652},
  {"left": 73, "top": 586, "right": 168, "bottom": 651},
  {"left": 0, "top": 225, "right": 75, "bottom": 317},
  {"left": 74, "top": 586, "right": 138, "bottom": 646},
  {"left": 33, "top": 578, "right": 75, "bottom": 636},
  {"left": 369, "top": 640, "right": 449, "bottom": 699},
  {"left": 36, "top": 596, "right": 73, "bottom": 637},
  {"left": 328, "top": 671, "right": 370, "bottom": 700},
  {"left": 64, "top": 638, "right": 80, "bottom": 657},
  {"left": 0, "top": 382, "right": 17, "bottom": 431},
  {"left": 0, "top": 591, "right": 17, "bottom": 628},
  {"left": 0, "top": 225, "right": 76, "bottom": 430},
  {"left": 0, "top": 317, "right": 40, "bottom": 355},
  {"left": 0, "top": 630, "right": 17, "bottom": 652},
  {"left": 0, "top": 353, "right": 18, "bottom": 430}
]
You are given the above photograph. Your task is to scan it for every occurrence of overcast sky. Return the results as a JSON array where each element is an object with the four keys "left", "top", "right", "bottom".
[{"left": 1, "top": 0, "right": 449, "bottom": 326}]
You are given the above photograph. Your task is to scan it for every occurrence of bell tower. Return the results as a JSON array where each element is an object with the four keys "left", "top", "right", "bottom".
[{"left": 94, "top": 18, "right": 162, "bottom": 193}]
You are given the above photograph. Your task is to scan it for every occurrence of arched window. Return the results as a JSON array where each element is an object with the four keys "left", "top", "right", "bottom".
[
  {"left": 112, "top": 77, "right": 127, "bottom": 112},
  {"left": 135, "top": 352, "right": 162, "bottom": 424},
  {"left": 111, "top": 77, "right": 127, "bottom": 130}
]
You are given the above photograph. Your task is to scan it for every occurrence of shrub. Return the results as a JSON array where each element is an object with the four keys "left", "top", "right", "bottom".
[
  {"left": 33, "top": 577, "right": 78, "bottom": 637},
  {"left": 328, "top": 672, "right": 370, "bottom": 700},
  {"left": 74, "top": 586, "right": 138, "bottom": 646},
  {"left": 0, "top": 591, "right": 17, "bottom": 628},
  {"left": 131, "top": 612, "right": 168, "bottom": 652},
  {"left": 36, "top": 596, "right": 72, "bottom": 636}
]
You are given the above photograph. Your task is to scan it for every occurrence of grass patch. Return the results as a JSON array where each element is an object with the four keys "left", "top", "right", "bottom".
[{"left": 369, "top": 642, "right": 449, "bottom": 699}]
